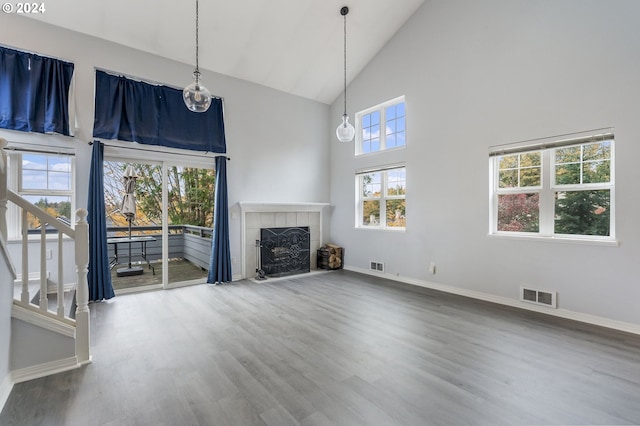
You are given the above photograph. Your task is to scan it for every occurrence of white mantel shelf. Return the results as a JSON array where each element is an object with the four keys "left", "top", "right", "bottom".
[{"left": 238, "top": 202, "right": 330, "bottom": 212}]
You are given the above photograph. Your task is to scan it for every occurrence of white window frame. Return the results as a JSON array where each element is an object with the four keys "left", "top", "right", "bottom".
[
  {"left": 6, "top": 148, "right": 76, "bottom": 240},
  {"left": 355, "top": 96, "right": 406, "bottom": 156},
  {"left": 489, "top": 129, "right": 615, "bottom": 243},
  {"left": 355, "top": 164, "right": 406, "bottom": 231}
]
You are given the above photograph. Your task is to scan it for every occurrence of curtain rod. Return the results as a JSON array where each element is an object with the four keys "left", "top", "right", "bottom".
[
  {"left": 94, "top": 67, "right": 224, "bottom": 101},
  {"left": 4, "top": 144, "right": 75, "bottom": 157},
  {"left": 88, "top": 140, "right": 229, "bottom": 160},
  {"left": 0, "top": 43, "right": 74, "bottom": 65}
]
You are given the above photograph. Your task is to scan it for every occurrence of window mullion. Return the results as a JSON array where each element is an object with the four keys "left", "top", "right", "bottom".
[
  {"left": 380, "top": 171, "right": 387, "bottom": 226},
  {"left": 539, "top": 150, "right": 553, "bottom": 236},
  {"left": 380, "top": 108, "right": 386, "bottom": 151}
]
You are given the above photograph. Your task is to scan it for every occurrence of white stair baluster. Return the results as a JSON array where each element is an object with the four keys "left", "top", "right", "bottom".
[
  {"left": 21, "top": 209, "right": 29, "bottom": 304},
  {"left": 40, "top": 226, "right": 47, "bottom": 311},
  {"left": 57, "top": 231, "right": 64, "bottom": 317}
]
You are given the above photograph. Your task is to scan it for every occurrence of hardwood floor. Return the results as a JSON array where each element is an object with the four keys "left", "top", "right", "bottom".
[{"left": 2, "top": 270, "right": 640, "bottom": 425}]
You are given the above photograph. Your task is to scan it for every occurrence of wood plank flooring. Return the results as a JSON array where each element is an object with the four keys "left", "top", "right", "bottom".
[{"left": 2, "top": 270, "right": 640, "bottom": 425}]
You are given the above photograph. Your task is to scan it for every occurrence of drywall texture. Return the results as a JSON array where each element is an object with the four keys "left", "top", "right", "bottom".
[
  {"left": 329, "top": 0, "right": 640, "bottom": 326},
  {"left": 0, "top": 14, "right": 331, "bottom": 280}
]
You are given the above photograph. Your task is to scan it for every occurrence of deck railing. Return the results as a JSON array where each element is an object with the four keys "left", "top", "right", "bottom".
[{"left": 106, "top": 224, "right": 213, "bottom": 270}]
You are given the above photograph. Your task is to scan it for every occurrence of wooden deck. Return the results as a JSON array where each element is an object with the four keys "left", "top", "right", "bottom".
[{"left": 111, "top": 258, "right": 208, "bottom": 290}]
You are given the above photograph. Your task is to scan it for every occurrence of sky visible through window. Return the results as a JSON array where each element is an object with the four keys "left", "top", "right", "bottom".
[{"left": 360, "top": 101, "right": 405, "bottom": 154}]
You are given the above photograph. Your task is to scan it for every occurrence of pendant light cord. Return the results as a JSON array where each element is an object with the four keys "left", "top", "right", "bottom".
[
  {"left": 195, "top": 0, "right": 200, "bottom": 75},
  {"left": 343, "top": 9, "right": 347, "bottom": 116}
]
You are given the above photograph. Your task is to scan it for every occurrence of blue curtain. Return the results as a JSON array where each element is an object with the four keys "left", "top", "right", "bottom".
[
  {"left": 207, "top": 156, "right": 232, "bottom": 284},
  {"left": 0, "top": 46, "right": 74, "bottom": 136},
  {"left": 93, "top": 71, "right": 226, "bottom": 153},
  {"left": 87, "top": 142, "right": 115, "bottom": 301}
]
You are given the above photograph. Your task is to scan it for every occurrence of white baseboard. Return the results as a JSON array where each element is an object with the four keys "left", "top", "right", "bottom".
[
  {"left": 345, "top": 266, "right": 640, "bottom": 336},
  {"left": 10, "top": 356, "right": 82, "bottom": 384},
  {"left": 0, "top": 374, "right": 13, "bottom": 415}
]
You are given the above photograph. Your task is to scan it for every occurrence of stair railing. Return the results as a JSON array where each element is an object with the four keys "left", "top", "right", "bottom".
[{"left": 0, "top": 137, "right": 90, "bottom": 365}]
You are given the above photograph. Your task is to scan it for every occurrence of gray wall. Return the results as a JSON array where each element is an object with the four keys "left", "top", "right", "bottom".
[
  {"left": 10, "top": 319, "right": 75, "bottom": 371},
  {"left": 0, "top": 14, "right": 331, "bottom": 280},
  {"left": 0, "top": 242, "right": 13, "bottom": 393},
  {"left": 329, "top": 0, "right": 640, "bottom": 326}
]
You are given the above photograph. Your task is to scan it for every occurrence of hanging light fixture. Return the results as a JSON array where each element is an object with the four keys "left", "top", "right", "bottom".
[
  {"left": 336, "top": 6, "right": 355, "bottom": 142},
  {"left": 183, "top": 0, "right": 212, "bottom": 113}
]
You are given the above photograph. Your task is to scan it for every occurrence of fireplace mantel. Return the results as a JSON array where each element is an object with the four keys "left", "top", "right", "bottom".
[
  {"left": 239, "top": 202, "right": 330, "bottom": 213},
  {"left": 238, "top": 202, "right": 330, "bottom": 279}
]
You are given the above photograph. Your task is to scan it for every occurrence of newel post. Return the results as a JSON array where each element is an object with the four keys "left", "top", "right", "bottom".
[
  {"left": 74, "top": 208, "right": 91, "bottom": 365},
  {"left": 0, "top": 138, "right": 8, "bottom": 241}
]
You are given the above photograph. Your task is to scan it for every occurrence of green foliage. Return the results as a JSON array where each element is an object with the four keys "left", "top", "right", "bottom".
[
  {"left": 553, "top": 142, "right": 610, "bottom": 236},
  {"left": 104, "top": 162, "right": 215, "bottom": 228},
  {"left": 497, "top": 142, "right": 611, "bottom": 236},
  {"left": 554, "top": 190, "right": 610, "bottom": 236},
  {"left": 498, "top": 152, "right": 541, "bottom": 188}
]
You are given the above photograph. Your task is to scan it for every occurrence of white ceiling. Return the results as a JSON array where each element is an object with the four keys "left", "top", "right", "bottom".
[{"left": 24, "top": 0, "right": 425, "bottom": 104}]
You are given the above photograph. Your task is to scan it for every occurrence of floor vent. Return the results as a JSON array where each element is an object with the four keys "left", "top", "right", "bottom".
[
  {"left": 520, "top": 286, "right": 557, "bottom": 308},
  {"left": 369, "top": 261, "right": 384, "bottom": 273}
]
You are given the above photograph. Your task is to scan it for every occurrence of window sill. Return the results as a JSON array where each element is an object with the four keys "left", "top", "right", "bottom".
[
  {"left": 487, "top": 233, "right": 619, "bottom": 247},
  {"left": 355, "top": 226, "right": 406, "bottom": 233},
  {"left": 355, "top": 145, "right": 406, "bottom": 158}
]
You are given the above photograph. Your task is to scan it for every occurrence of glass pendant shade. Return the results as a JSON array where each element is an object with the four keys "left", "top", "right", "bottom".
[
  {"left": 183, "top": 72, "right": 211, "bottom": 113},
  {"left": 336, "top": 114, "right": 355, "bottom": 142}
]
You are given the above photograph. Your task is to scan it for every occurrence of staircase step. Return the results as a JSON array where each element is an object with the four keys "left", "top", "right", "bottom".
[{"left": 29, "top": 289, "right": 77, "bottom": 320}]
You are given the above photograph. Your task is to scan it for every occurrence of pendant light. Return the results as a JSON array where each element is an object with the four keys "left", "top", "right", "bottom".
[
  {"left": 336, "top": 6, "right": 355, "bottom": 142},
  {"left": 183, "top": 0, "right": 212, "bottom": 113}
]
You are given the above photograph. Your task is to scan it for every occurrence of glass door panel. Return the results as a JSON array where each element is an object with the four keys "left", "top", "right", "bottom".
[
  {"left": 166, "top": 164, "right": 213, "bottom": 286},
  {"left": 104, "top": 160, "right": 163, "bottom": 292}
]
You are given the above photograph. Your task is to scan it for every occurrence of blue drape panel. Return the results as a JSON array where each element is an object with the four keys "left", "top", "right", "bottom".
[
  {"left": 207, "top": 156, "right": 232, "bottom": 284},
  {"left": 93, "top": 71, "right": 226, "bottom": 153},
  {"left": 0, "top": 46, "right": 74, "bottom": 135},
  {"left": 87, "top": 142, "right": 115, "bottom": 301}
]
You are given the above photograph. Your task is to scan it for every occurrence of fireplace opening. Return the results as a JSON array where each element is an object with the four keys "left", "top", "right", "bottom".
[{"left": 260, "top": 226, "right": 310, "bottom": 278}]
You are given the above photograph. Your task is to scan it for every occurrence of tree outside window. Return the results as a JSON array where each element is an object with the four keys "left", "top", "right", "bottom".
[
  {"left": 491, "top": 137, "right": 614, "bottom": 239},
  {"left": 357, "top": 166, "right": 406, "bottom": 229}
]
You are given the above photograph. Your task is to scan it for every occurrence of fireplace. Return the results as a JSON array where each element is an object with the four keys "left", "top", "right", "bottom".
[{"left": 260, "top": 226, "right": 310, "bottom": 277}]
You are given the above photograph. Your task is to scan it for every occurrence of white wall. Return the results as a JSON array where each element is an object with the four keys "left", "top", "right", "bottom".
[
  {"left": 329, "top": 0, "right": 640, "bottom": 327},
  {"left": 0, "top": 14, "right": 331, "bottom": 279}
]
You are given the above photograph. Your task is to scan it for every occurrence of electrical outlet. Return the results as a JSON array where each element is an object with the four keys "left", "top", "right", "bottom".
[{"left": 428, "top": 261, "right": 436, "bottom": 274}]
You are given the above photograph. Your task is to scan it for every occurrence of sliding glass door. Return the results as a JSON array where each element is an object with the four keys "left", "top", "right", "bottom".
[{"left": 103, "top": 153, "right": 214, "bottom": 293}]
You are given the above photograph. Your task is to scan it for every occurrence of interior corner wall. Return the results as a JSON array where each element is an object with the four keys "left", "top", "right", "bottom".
[
  {"left": 329, "top": 0, "right": 640, "bottom": 327},
  {"left": 0, "top": 14, "right": 331, "bottom": 280}
]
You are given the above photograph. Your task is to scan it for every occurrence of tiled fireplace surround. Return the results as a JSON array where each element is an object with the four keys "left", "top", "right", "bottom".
[{"left": 239, "top": 202, "right": 329, "bottom": 279}]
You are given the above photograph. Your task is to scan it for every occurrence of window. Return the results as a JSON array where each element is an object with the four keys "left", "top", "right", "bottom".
[
  {"left": 356, "top": 96, "right": 406, "bottom": 155},
  {"left": 357, "top": 165, "right": 406, "bottom": 229},
  {"left": 490, "top": 130, "right": 614, "bottom": 240},
  {"left": 6, "top": 150, "right": 75, "bottom": 238}
]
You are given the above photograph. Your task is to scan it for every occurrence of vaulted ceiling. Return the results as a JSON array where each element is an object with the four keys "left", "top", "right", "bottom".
[{"left": 24, "top": 0, "right": 425, "bottom": 104}]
